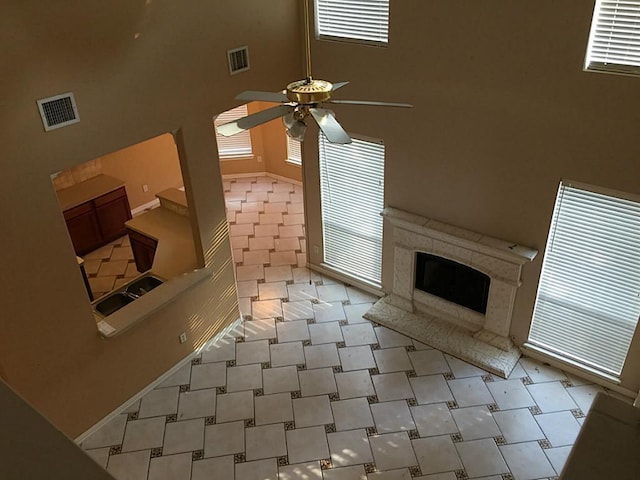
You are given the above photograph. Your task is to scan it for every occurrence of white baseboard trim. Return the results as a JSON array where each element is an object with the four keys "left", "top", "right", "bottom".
[
  {"left": 308, "top": 262, "right": 384, "bottom": 298},
  {"left": 521, "top": 343, "right": 638, "bottom": 400},
  {"left": 75, "top": 317, "right": 243, "bottom": 444},
  {"left": 222, "top": 172, "right": 302, "bottom": 186},
  {"left": 131, "top": 198, "right": 160, "bottom": 217}
]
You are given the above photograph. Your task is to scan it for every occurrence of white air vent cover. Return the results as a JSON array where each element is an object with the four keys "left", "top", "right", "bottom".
[
  {"left": 37, "top": 92, "right": 80, "bottom": 131},
  {"left": 227, "top": 46, "right": 250, "bottom": 75}
]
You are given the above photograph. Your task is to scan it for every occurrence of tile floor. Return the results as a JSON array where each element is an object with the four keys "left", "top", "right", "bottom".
[
  {"left": 80, "top": 176, "right": 613, "bottom": 480},
  {"left": 83, "top": 235, "right": 140, "bottom": 299}
]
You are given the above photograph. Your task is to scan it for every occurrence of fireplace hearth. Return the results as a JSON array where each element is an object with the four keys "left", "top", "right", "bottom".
[{"left": 365, "top": 207, "right": 537, "bottom": 377}]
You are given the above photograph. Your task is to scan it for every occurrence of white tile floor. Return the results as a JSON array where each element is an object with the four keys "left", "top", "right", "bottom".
[{"left": 81, "top": 176, "right": 615, "bottom": 480}]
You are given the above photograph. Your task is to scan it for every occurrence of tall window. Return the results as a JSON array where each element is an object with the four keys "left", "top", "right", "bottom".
[
  {"left": 287, "top": 136, "right": 302, "bottom": 165},
  {"left": 585, "top": 0, "right": 640, "bottom": 75},
  {"left": 528, "top": 181, "right": 640, "bottom": 377},
  {"left": 315, "top": 0, "right": 390, "bottom": 45},
  {"left": 214, "top": 105, "right": 253, "bottom": 158},
  {"left": 319, "top": 133, "right": 385, "bottom": 285}
]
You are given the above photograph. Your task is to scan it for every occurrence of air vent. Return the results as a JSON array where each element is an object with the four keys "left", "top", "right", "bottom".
[
  {"left": 227, "top": 46, "right": 250, "bottom": 75},
  {"left": 37, "top": 92, "right": 80, "bottom": 131}
]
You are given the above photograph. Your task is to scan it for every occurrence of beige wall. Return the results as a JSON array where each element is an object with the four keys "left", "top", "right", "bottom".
[
  {"left": 100, "top": 133, "right": 183, "bottom": 209},
  {"left": 0, "top": 380, "right": 115, "bottom": 479},
  {"left": 0, "top": 0, "right": 301, "bottom": 437},
  {"left": 219, "top": 102, "right": 303, "bottom": 182},
  {"left": 304, "top": 0, "right": 640, "bottom": 392}
]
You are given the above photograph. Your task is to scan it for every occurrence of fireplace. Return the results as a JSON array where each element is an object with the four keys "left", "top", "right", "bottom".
[
  {"left": 365, "top": 207, "right": 538, "bottom": 377},
  {"left": 415, "top": 252, "right": 490, "bottom": 314}
]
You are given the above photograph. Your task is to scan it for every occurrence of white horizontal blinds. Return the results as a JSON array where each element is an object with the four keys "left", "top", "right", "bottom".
[
  {"left": 528, "top": 182, "right": 640, "bottom": 376},
  {"left": 319, "top": 133, "right": 385, "bottom": 284},
  {"left": 214, "top": 105, "right": 253, "bottom": 158},
  {"left": 315, "top": 0, "right": 389, "bottom": 45},
  {"left": 287, "top": 136, "right": 302, "bottom": 165},
  {"left": 585, "top": 0, "right": 640, "bottom": 74}
]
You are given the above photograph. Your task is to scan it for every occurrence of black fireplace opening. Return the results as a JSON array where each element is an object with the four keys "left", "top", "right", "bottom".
[{"left": 414, "top": 252, "right": 490, "bottom": 314}]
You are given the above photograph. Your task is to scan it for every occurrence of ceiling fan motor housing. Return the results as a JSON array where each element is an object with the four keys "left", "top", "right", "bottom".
[{"left": 286, "top": 79, "right": 333, "bottom": 105}]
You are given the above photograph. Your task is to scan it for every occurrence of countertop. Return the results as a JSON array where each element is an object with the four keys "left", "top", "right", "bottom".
[
  {"left": 560, "top": 392, "right": 640, "bottom": 479},
  {"left": 125, "top": 207, "right": 198, "bottom": 279},
  {"left": 56, "top": 174, "right": 125, "bottom": 211}
]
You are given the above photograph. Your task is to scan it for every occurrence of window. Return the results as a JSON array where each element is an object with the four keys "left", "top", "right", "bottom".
[
  {"left": 315, "top": 0, "right": 390, "bottom": 45},
  {"left": 585, "top": 0, "right": 640, "bottom": 75},
  {"left": 286, "top": 136, "right": 302, "bottom": 165},
  {"left": 528, "top": 181, "right": 640, "bottom": 377},
  {"left": 319, "top": 133, "right": 385, "bottom": 285},
  {"left": 214, "top": 105, "right": 253, "bottom": 158}
]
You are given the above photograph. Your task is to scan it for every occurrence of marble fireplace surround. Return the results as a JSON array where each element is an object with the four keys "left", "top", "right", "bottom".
[{"left": 365, "top": 207, "right": 538, "bottom": 377}]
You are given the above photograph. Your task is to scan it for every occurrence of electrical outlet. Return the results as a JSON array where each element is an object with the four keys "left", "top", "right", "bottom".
[
  {"left": 179, "top": 332, "right": 187, "bottom": 344},
  {"left": 142, "top": 184, "right": 149, "bottom": 192},
  {"left": 314, "top": 245, "right": 320, "bottom": 254},
  {"left": 257, "top": 155, "right": 263, "bottom": 163}
]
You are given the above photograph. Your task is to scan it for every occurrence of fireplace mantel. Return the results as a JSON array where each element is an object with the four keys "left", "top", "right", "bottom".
[{"left": 365, "top": 207, "right": 538, "bottom": 377}]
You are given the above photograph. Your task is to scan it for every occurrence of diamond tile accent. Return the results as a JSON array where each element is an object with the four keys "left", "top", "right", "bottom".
[
  {"left": 538, "top": 438, "right": 552, "bottom": 449},
  {"left": 320, "top": 459, "right": 333, "bottom": 470},
  {"left": 571, "top": 408, "right": 585, "bottom": 418}
]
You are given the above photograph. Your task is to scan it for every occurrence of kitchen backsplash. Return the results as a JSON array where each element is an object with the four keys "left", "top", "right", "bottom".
[{"left": 52, "top": 158, "right": 103, "bottom": 191}]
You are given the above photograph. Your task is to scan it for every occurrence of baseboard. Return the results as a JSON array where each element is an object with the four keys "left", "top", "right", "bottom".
[
  {"left": 222, "top": 172, "right": 302, "bottom": 186},
  {"left": 308, "top": 262, "right": 384, "bottom": 298},
  {"left": 75, "top": 317, "right": 242, "bottom": 444},
  {"left": 131, "top": 198, "right": 160, "bottom": 217}
]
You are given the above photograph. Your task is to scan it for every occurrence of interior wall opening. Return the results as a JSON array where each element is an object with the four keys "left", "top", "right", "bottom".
[{"left": 51, "top": 132, "right": 199, "bottom": 320}]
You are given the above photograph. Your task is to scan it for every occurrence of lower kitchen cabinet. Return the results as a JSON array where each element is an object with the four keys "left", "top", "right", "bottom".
[
  {"left": 64, "top": 202, "right": 102, "bottom": 255},
  {"left": 127, "top": 228, "right": 158, "bottom": 273},
  {"left": 63, "top": 186, "right": 132, "bottom": 255}
]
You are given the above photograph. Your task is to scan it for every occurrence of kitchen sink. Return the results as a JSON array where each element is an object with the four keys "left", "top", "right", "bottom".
[
  {"left": 95, "top": 292, "right": 135, "bottom": 316},
  {"left": 126, "top": 275, "right": 163, "bottom": 298},
  {"left": 94, "top": 274, "right": 164, "bottom": 316}
]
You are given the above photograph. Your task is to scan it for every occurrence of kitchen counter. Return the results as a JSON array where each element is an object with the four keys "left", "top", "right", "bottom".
[
  {"left": 125, "top": 207, "right": 198, "bottom": 279},
  {"left": 56, "top": 174, "right": 125, "bottom": 211}
]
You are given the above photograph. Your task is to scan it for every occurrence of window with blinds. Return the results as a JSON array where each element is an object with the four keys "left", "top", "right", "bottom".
[
  {"left": 315, "top": 0, "right": 390, "bottom": 45},
  {"left": 585, "top": 0, "right": 640, "bottom": 75},
  {"left": 319, "top": 133, "right": 385, "bottom": 285},
  {"left": 214, "top": 105, "right": 253, "bottom": 158},
  {"left": 287, "top": 136, "right": 302, "bottom": 165},
  {"left": 528, "top": 181, "right": 640, "bottom": 376}
]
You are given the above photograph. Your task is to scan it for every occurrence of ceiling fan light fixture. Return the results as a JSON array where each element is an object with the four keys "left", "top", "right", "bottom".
[{"left": 286, "top": 120, "right": 307, "bottom": 142}]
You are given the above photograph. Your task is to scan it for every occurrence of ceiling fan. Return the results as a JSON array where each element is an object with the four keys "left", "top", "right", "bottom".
[{"left": 216, "top": 0, "right": 411, "bottom": 145}]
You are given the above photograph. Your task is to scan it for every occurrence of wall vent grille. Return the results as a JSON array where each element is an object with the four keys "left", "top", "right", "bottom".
[
  {"left": 37, "top": 92, "right": 80, "bottom": 131},
  {"left": 227, "top": 46, "right": 250, "bottom": 75}
]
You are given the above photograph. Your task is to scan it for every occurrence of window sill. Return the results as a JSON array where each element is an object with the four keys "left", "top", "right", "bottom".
[
  {"left": 219, "top": 154, "right": 255, "bottom": 162},
  {"left": 285, "top": 158, "right": 302, "bottom": 166},
  {"left": 95, "top": 267, "right": 213, "bottom": 338}
]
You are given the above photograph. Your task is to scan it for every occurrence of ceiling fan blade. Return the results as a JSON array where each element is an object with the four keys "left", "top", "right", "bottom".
[
  {"left": 217, "top": 104, "right": 294, "bottom": 136},
  {"left": 235, "top": 90, "right": 289, "bottom": 103},
  {"left": 328, "top": 99, "right": 413, "bottom": 108},
  {"left": 331, "top": 81, "right": 350, "bottom": 91},
  {"left": 309, "top": 108, "right": 352, "bottom": 144}
]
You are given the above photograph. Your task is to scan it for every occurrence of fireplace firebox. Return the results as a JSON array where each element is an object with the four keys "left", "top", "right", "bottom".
[{"left": 415, "top": 252, "right": 490, "bottom": 314}]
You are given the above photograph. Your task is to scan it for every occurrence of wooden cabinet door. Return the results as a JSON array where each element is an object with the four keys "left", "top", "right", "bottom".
[
  {"left": 127, "top": 229, "right": 158, "bottom": 273},
  {"left": 95, "top": 187, "right": 132, "bottom": 243},
  {"left": 64, "top": 203, "right": 102, "bottom": 255}
]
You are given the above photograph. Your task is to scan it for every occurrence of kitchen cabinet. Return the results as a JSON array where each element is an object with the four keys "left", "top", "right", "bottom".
[
  {"left": 127, "top": 228, "right": 158, "bottom": 273},
  {"left": 64, "top": 202, "right": 102, "bottom": 255},
  {"left": 62, "top": 185, "right": 132, "bottom": 255},
  {"left": 94, "top": 187, "right": 132, "bottom": 242}
]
